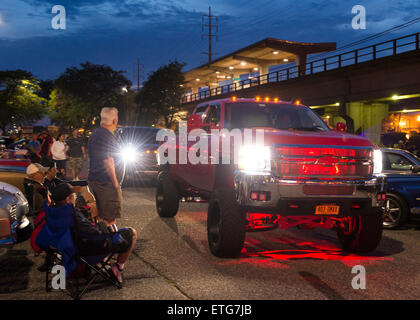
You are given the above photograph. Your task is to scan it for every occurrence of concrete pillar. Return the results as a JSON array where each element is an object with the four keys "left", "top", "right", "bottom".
[
  {"left": 259, "top": 64, "right": 270, "bottom": 84},
  {"left": 296, "top": 53, "right": 307, "bottom": 77},
  {"left": 346, "top": 102, "right": 389, "bottom": 145}
]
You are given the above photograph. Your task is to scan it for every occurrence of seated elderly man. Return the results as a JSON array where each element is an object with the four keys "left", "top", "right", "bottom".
[
  {"left": 24, "top": 163, "right": 50, "bottom": 216},
  {"left": 37, "top": 183, "right": 137, "bottom": 284},
  {"left": 43, "top": 161, "right": 98, "bottom": 220}
]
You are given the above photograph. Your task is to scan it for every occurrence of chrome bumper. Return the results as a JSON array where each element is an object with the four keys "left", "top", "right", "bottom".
[{"left": 234, "top": 170, "right": 386, "bottom": 216}]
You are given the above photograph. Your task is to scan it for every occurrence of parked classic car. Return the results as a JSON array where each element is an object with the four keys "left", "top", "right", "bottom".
[
  {"left": 0, "top": 181, "right": 33, "bottom": 258},
  {"left": 381, "top": 148, "right": 420, "bottom": 228}
]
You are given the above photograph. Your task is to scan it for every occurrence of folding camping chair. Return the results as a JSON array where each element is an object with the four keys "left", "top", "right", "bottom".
[{"left": 44, "top": 211, "right": 122, "bottom": 300}]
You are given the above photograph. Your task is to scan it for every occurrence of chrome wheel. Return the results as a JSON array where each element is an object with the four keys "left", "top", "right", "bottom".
[{"left": 382, "top": 198, "right": 402, "bottom": 228}]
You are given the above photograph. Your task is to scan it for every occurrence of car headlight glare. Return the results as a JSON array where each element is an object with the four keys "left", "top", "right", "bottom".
[
  {"left": 121, "top": 145, "right": 137, "bottom": 163},
  {"left": 373, "top": 149, "right": 382, "bottom": 174},
  {"left": 238, "top": 145, "right": 271, "bottom": 174}
]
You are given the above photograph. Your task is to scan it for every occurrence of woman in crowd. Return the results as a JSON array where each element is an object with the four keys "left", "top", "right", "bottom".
[{"left": 51, "top": 133, "right": 68, "bottom": 177}]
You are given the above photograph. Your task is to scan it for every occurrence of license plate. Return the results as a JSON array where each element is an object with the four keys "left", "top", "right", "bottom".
[{"left": 315, "top": 205, "right": 340, "bottom": 215}]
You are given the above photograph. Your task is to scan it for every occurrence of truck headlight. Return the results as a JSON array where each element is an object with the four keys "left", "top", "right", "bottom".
[
  {"left": 238, "top": 145, "right": 271, "bottom": 174},
  {"left": 121, "top": 145, "right": 137, "bottom": 163},
  {"left": 373, "top": 149, "right": 382, "bottom": 174}
]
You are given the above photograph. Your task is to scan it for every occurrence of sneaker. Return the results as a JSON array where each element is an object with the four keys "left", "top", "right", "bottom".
[{"left": 111, "top": 263, "right": 123, "bottom": 284}]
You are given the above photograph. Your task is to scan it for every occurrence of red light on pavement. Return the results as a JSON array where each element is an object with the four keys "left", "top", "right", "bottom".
[{"left": 377, "top": 193, "right": 387, "bottom": 201}]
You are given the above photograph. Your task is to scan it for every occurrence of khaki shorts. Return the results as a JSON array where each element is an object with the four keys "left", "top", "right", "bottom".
[
  {"left": 88, "top": 180, "right": 122, "bottom": 220},
  {"left": 69, "top": 157, "right": 83, "bottom": 171}
]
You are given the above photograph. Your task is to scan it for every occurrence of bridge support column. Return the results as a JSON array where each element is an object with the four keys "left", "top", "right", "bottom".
[
  {"left": 296, "top": 53, "right": 307, "bottom": 77},
  {"left": 258, "top": 64, "right": 270, "bottom": 84},
  {"left": 346, "top": 102, "right": 388, "bottom": 145}
]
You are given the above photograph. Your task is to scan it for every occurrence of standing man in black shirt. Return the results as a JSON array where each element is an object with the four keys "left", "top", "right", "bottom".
[
  {"left": 67, "top": 129, "right": 86, "bottom": 180},
  {"left": 87, "top": 107, "right": 122, "bottom": 231}
]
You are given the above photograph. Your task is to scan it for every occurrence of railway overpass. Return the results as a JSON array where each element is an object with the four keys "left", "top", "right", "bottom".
[{"left": 181, "top": 32, "right": 420, "bottom": 144}]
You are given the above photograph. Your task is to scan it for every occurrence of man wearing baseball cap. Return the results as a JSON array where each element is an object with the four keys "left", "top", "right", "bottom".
[{"left": 24, "top": 163, "right": 50, "bottom": 215}]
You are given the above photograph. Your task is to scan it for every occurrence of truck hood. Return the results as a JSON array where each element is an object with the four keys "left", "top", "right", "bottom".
[{"left": 254, "top": 128, "right": 375, "bottom": 148}]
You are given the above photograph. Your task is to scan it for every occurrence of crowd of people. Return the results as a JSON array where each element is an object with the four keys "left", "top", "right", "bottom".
[
  {"left": 5, "top": 107, "right": 136, "bottom": 286},
  {"left": 22, "top": 129, "right": 87, "bottom": 180}
]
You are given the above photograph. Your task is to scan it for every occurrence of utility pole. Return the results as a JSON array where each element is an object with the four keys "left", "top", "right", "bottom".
[
  {"left": 202, "top": 6, "right": 218, "bottom": 65},
  {"left": 137, "top": 58, "right": 141, "bottom": 91}
]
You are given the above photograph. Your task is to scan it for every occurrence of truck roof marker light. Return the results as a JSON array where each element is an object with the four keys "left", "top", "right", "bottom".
[
  {"left": 265, "top": 97, "right": 270, "bottom": 102},
  {"left": 274, "top": 98, "right": 279, "bottom": 103},
  {"left": 232, "top": 96, "right": 237, "bottom": 101},
  {"left": 295, "top": 100, "right": 301, "bottom": 105},
  {"left": 256, "top": 96, "right": 261, "bottom": 102}
]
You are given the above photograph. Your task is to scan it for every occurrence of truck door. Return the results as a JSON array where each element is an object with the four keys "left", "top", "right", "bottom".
[
  {"left": 181, "top": 104, "right": 209, "bottom": 187},
  {"left": 191, "top": 103, "right": 222, "bottom": 191}
]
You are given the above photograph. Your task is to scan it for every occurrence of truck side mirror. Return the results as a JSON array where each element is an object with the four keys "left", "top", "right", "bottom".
[
  {"left": 412, "top": 165, "right": 420, "bottom": 173},
  {"left": 187, "top": 114, "right": 205, "bottom": 132},
  {"left": 336, "top": 122, "right": 347, "bottom": 132}
]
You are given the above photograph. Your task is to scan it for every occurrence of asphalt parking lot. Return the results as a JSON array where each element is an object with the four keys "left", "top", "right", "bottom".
[{"left": 1, "top": 184, "right": 420, "bottom": 300}]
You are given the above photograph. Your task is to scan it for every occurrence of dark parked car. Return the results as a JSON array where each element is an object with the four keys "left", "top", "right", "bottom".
[
  {"left": 381, "top": 148, "right": 420, "bottom": 228},
  {"left": 0, "top": 181, "right": 33, "bottom": 258},
  {"left": 115, "top": 126, "right": 160, "bottom": 184}
]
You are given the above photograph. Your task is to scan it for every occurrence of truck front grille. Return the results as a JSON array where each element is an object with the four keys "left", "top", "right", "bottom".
[{"left": 273, "top": 146, "right": 373, "bottom": 179}]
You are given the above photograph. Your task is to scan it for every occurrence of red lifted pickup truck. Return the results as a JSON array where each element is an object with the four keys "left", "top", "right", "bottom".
[{"left": 156, "top": 98, "right": 386, "bottom": 258}]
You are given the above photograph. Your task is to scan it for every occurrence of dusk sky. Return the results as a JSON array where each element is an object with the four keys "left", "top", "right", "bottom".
[{"left": 0, "top": 0, "right": 419, "bottom": 85}]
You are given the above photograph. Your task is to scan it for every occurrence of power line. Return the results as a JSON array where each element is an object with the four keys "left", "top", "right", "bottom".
[{"left": 306, "top": 16, "right": 420, "bottom": 62}]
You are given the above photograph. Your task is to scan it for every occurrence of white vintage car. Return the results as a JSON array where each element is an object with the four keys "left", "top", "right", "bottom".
[{"left": 0, "top": 182, "right": 32, "bottom": 259}]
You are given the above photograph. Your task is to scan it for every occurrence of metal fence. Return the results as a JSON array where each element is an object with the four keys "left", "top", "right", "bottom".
[{"left": 182, "top": 32, "right": 420, "bottom": 104}]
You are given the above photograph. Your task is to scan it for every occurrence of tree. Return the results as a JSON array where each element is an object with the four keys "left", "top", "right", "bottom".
[
  {"left": 137, "top": 60, "right": 185, "bottom": 128},
  {"left": 49, "top": 62, "right": 131, "bottom": 129},
  {"left": 0, "top": 70, "right": 46, "bottom": 132}
]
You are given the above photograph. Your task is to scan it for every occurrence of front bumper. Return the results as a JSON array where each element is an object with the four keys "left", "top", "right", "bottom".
[{"left": 234, "top": 171, "right": 386, "bottom": 217}]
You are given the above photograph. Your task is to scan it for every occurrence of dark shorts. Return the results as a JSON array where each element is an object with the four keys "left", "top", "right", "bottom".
[
  {"left": 88, "top": 180, "right": 122, "bottom": 220},
  {"left": 54, "top": 159, "right": 67, "bottom": 170},
  {"left": 78, "top": 228, "right": 134, "bottom": 257}
]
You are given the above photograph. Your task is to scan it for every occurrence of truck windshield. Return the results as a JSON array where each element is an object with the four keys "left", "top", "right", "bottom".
[{"left": 226, "top": 102, "right": 330, "bottom": 132}]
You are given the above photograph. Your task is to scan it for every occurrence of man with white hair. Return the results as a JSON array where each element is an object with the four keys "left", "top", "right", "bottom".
[{"left": 87, "top": 107, "right": 122, "bottom": 231}]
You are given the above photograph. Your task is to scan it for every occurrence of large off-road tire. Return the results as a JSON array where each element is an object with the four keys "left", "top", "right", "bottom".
[
  {"left": 382, "top": 193, "right": 409, "bottom": 229},
  {"left": 207, "top": 188, "right": 246, "bottom": 258},
  {"left": 156, "top": 171, "right": 179, "bottom": 218},
  {"left": 337, "top": 210, "right": 383, "bottom": 254}
]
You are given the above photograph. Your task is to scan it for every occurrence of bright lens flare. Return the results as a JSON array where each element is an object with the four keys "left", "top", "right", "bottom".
[
  {"left": 238, "top": 145, "right": 271, "bottom": 174},
  {"left": 373, "top": 149, "right": 382, "bottom": 174},
  {"left": 121, "top": 145, "right": 137, "bottom": 163}
]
